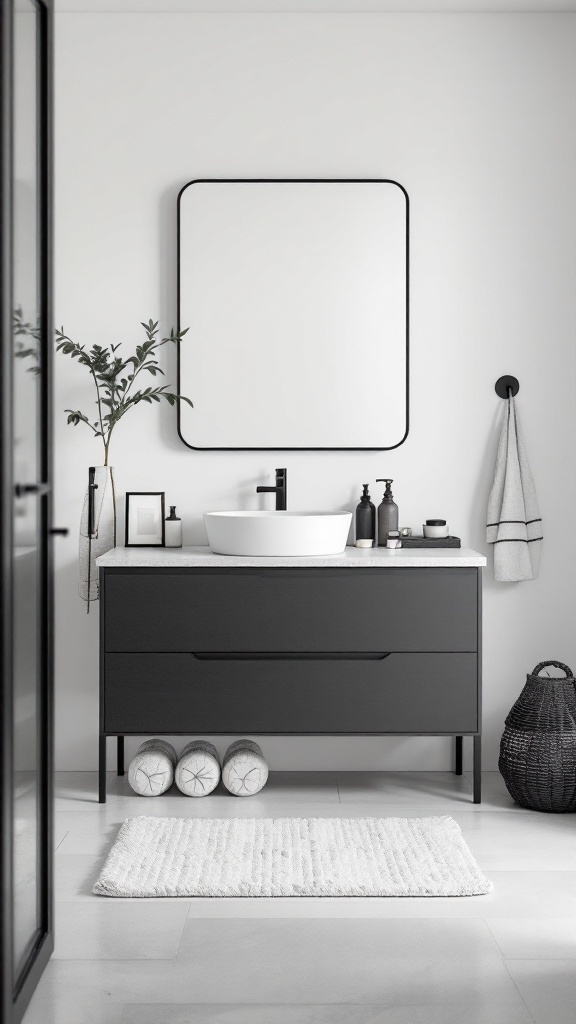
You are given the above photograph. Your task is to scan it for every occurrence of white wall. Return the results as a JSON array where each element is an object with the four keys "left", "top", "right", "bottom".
[{"left": 54, "top": 13, "right": 576, "bottom": 771}]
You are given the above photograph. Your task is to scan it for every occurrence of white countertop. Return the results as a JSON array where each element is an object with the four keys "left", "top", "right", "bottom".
[{"left": 97, "top": 545, "right": 487, "bottom": 568}]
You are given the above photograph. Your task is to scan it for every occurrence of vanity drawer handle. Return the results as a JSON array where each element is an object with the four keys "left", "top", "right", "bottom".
[{"left": 190, "top": 652, "right": 392, "bottom": 661}]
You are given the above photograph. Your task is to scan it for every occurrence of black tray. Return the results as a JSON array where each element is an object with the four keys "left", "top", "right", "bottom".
[{"left": 400, "top": 536, "right": 461, "bottom": 549}]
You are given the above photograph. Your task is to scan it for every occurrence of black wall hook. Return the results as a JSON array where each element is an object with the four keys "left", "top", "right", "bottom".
[{"left": 495, "top": 375, "right": 520, "bottom": 399}]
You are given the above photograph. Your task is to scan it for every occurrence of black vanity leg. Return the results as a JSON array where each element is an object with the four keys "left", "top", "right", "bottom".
[
  {"left": 473, "top": 735, "right": 481, "bottom": 804},
  {"left": 99, "top": 734, "right": 107, "bottom": 803},
  {"left": 455, "top": 736, "right": 463, "bottom": 775},
  {"left": 117, "top": 736, "right": 125, "bottom": 776}
]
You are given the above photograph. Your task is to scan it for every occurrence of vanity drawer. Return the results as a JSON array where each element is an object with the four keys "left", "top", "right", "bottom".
[
  {"left": 103, "top": 652, "right": 478, "bottom": 734},
  {"left": 102, "top": 568, "right": 478, "bottom": 654}
]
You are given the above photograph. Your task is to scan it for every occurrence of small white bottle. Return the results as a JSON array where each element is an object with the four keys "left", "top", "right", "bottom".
[{"left": 164, "top": 505, "right": 182, "bottom": 547}]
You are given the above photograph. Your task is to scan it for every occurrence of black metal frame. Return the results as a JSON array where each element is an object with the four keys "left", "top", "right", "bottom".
[
  {"left": 125, "top": 492, "right": 166, "bottom": 547},
  {"left": 176, "top": 178, "right": 410, "bottom": 452},
  {"left": 1, "top": 1, "right": 54, "bottom": 1020},
  {"left": 0, "top": 2, "right": 13, "bottom": 1011},
  {"left": 98, "top": 566, "right": 482, "bottom": 805}
]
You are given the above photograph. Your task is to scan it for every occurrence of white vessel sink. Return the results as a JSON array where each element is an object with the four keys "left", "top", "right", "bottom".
[{"left": 204, "top": 510, "right": 352, "bottom": 557}]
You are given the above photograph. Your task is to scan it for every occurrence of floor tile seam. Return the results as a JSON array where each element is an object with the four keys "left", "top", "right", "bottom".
[
  {"left": 55, "top": 840, "right": 114, "bottom": 850},
  {"left": 173, "top": 903, "right": 194, "bottom": 952},
  {"left": 178, "top": 898, "right": 576, "bottom": 906},
  {"left": 55, "top": 851, "right": 113, "bottom": 860},
  {"left": 54, "top": 843, "right": 113, "bottom": 851},
  {"left": 504, "top": 957, "right": 576, "bottom": 962},
  {"left": 45, "top": 950, "right": 516, "bottom": 960},
  {"left": 29, "top": 998, "right": 538, "bottom": 1019},
  {"left": 55, "top": 897, "right": 101, "bottom": 903},
  {"left": 487, "top": 870, "right": 576, "bottom": 875},
  {"left": 50, "top": 954, "right": 180, "bottom": 962},
  {"left": 179, "top": 909, "right": 524, "bottom": 917},
  {"left": 56, "top": 897, "right": 194, "bottom": 905},
  {"left": 485, "top": 918, "right": 509, "bottom": 960},
  {"left": 54, "top": 830, "right": 70, "bottom": 852},
  {"left": 38, "top": 952, "right": 519, "bottom": 966},
  {"left": 167, "top": 907, "right": 190, "bottom": 961},
  {"left": 54, "top": 899, "right": 194, "bottom": 907},
  {"left": 117, "top": 1000, "right": 538, "bottom": 1013},
  {"left": 66, "top": 805, "right": 537, "bottom": 812},
  {"left": 324, "top": 801, "right": 522, "bottom": 809},
  {"left": 182, "top": 895, "right": 531, "bottom": 904},
  {"left": 172, "top": 952, "right": 513, "bottom": 964},
  {"left": 502, "top": 960, "right": 539, "bottom": 1024},
  {"left": 472, "top": 918, "right": 507, "bottom": 954},
  {"left": 480, "top": 867, "right": 576, "bottom": 873},
  {"left": 58, "top": 910, "right": 576, "bottom": 917},
  {"left": 502, "top": 955, "right": 576, "bottom": 960}
]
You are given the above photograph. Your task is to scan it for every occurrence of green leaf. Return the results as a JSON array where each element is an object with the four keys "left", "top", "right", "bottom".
[{"left": 56, "top": 318, "right": 190, "bottom": 450}]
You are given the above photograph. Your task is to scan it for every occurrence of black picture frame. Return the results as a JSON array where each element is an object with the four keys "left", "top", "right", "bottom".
[
  {"left": 177, "top": 178, "right": 410, "bottom": 452},
  {"left": 125, "top": 492, "right": 165, "bottom": 547}
]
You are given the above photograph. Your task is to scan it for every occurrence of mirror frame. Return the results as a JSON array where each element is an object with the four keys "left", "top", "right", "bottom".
[{"left": 177, "top": 178, "right": 409, "bottom": 452}]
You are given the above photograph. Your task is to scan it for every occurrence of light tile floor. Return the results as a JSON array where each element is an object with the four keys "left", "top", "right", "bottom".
[{"left": 23, "top": 770, "right": 576, "bottom": 1024}]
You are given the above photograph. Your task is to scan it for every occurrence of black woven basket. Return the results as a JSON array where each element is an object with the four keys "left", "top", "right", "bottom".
[{"left": 499, "top": 661, "right": 576, "bottom": 812}]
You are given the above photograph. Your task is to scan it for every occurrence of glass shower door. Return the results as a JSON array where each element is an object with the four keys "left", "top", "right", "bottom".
[
  {"left": 1, "top": 0, "right": 54, "bottom": 1020},
  {"left": 12, "top": 0, "right": 44, "bottom": 985}
]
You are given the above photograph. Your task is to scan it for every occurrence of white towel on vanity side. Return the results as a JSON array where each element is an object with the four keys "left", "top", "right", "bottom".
[{"left": 486, "top": 396, "right": 542, "bottom": 582}]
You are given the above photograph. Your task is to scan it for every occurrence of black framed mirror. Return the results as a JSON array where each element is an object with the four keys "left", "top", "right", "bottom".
[{"left": 177, "top": 179, "right": 409, "bottom": 451}]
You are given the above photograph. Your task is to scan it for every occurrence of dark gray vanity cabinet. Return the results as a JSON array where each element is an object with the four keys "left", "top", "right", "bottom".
[{"left": 98, "top": 566, "right": 482, "bottom": 802}]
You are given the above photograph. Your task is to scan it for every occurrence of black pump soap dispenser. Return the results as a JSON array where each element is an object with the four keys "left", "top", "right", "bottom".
[
  {"left": 355, "top": 484, "right": 375, "bottom": 547},
  {"left": 377, "top": 479, "right": 399, "bottom": 546}
]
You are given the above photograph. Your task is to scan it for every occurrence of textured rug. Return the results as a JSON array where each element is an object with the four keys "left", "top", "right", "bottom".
[{"left": 93, "top": 816, "right": 492, "bottom": 898}]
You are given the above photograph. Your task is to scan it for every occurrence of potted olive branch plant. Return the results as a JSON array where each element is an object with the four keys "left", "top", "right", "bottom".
[
  {"left": 56, "top": 318, "right": 192, "bottom": 611},
  {"left": 57, "top": 318, "right": 192, "bottom": 466}
]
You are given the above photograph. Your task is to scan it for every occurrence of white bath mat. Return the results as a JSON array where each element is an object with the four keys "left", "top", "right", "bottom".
[{"left": 93, "top": 816, "right": 492, "bottom": 898}]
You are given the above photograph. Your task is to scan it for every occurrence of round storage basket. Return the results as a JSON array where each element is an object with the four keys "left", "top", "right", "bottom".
[
  {"left": 128, "top": 739, "right": 177, "bottom": 796},
  {"left": 499, "top": 661, "right": 576, "bottom": 812},
  {"left": 175, "top": 740, "right": 221, "bottom": 797},
  {"left": 222, "top": 739, "right": 269, "bottom": 797}
]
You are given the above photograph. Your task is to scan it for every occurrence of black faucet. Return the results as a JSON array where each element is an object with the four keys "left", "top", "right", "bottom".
[{"left": 256, "top": 468, "right": 287, "bottom": 511}]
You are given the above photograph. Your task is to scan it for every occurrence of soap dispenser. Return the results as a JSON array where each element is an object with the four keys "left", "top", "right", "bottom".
[
  {"left": 355, "top": 484, "right": 375, "bottom": 547},
  {"left": 376, "top": 479, "right": 399, "bottom": 546},
  {"left": 164, "top": 506, "right": 182, "bottom": 548}
]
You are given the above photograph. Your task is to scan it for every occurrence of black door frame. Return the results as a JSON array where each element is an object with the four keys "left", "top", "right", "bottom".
[{"left": 1, "top": 0, "right": 54, "bottom": 1020}]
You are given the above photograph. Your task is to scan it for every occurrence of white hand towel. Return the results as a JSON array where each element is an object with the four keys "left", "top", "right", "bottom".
[{"left": 486, "top": 397, "right": 542, "bottom": 582}]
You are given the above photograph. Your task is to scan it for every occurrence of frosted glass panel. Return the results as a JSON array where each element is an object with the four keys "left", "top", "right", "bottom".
[
  {"left": 12, "top": 0, "right": 42, "bottom": 982},
  {"left": 178, "top": 180, "right": 408, "bottom": 450}
]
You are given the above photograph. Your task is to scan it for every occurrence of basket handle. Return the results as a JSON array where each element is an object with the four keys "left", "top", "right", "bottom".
[{"left": 532, "top": 660, "right": 574, "bottom": 678}]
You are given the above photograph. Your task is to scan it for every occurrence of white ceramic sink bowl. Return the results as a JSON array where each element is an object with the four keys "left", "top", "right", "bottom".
[{"left": 204, "top": 510, "right": 352, "bottom": 557}]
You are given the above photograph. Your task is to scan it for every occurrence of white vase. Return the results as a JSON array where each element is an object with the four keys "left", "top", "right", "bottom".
[{"left": 78, "top": 466, "right": 116, "bottom": 612}]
